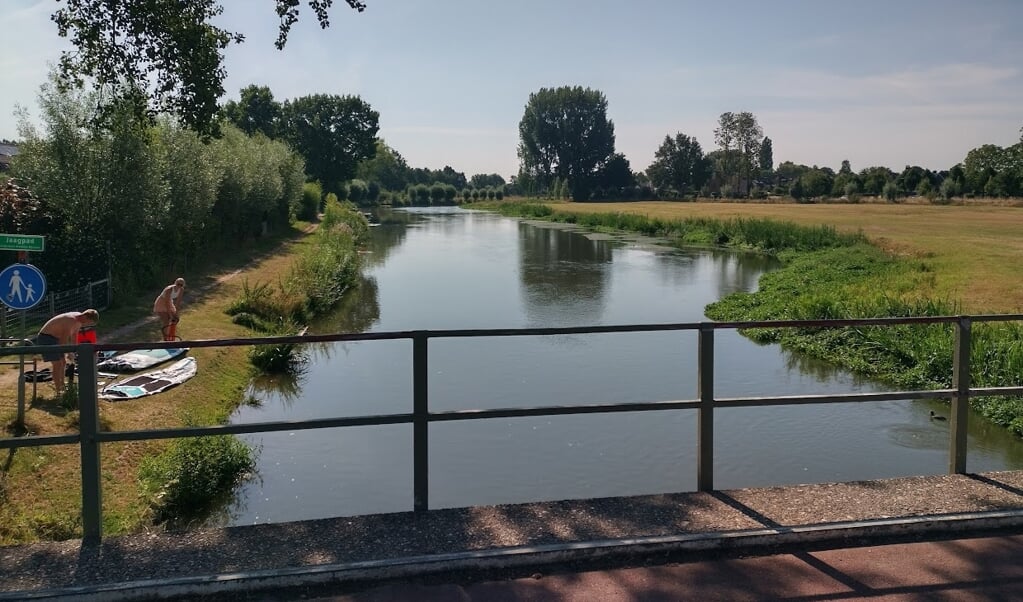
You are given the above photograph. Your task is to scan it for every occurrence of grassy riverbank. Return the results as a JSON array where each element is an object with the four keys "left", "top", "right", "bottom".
[
  {"left": 481, "top": 200, "right": 1023, "bottom": 435},
  {"left": 0, "top": 214, "right": 357, "bottom": 544},
  {"left": 523, "top": 200, "right": 1023, "bottom": 313}
]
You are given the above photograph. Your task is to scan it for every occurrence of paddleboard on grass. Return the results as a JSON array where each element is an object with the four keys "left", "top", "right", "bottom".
[
  {"left": 97, "top": 347, "right": 188, "bottom": 372},
  {"left": 99, "top": 357, "right": 197, "bottom": 400}
]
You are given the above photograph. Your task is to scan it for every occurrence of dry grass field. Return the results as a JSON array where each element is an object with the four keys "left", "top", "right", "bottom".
[{"left": 550, "top": 200, "right": 1023, "bottom": 314}]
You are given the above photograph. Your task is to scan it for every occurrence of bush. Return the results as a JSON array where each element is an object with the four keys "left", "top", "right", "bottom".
[
  {"left": 348, "top": 179, "right": 368, "bottom": 204},
  {"left": 139, "top": 435, "right": 254, "bottom": 522},
  {"left": 939, "top": 178, "right": 959, "bottom": 203},
  {"left": 882, "top": 181, "right": 900, "bottom": 203},
  {"left": 249, "top": 318, "right": 306, "bottom": 373},
  {"left": 300, "top": 182, "right": 322, "bottom": 220},
  {"left": 844, "top": 182, "right": 860, "bottom": 204},
  {"left": 415, "top": 184, "right": 430, "bottom": 204},
  {"left": 429, "top": 183, "right": 446, "bottom": 203}
]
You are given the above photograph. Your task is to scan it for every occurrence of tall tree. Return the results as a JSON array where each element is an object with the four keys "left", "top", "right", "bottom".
[
  {"left": 758, "top": 136, "right": 773, "bottom": 172},
  {"left": 646, "top": 133, "right": 712, "bottom": 196},
  {"left": 597, "top": 153, "right": 635, "bottom": 192},
  {"left": 51, "top": 1, "right": 367, "bottom": 137},
  {"left": 858, "top": 166, "right": 896, "bottom": 195},
  {"left": 222, "top": 85, "right": 282, "bottom": 138},
  {"left": 517, "top": 86, "right": 616, "bottom": 201},
  {"left": 355, "top": 140, "right": 410, "bottom": 191},
  {"left": 714, "top": 111, "right": 763, "bottom": 195},
  {"left": 281, "top": 94, "right": 379, "bottom": 194},
  {"left": 832, "top": 160, "right": 857, "bottom": 197},
  {"left": 961, "top": 144, "right": 1008, "bottom": 194}
]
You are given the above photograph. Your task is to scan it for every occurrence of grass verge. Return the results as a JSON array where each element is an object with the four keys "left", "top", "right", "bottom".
[
  {"left": 481, "top": 201, "right": 1023, "bottom": 436},
  {"left": 0, "top": 219, "right": 332, "bottom": 544}
]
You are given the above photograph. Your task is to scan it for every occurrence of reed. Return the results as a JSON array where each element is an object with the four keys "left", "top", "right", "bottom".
[{"left": 227, "top": 200, "right": 366, "bottom": 373}]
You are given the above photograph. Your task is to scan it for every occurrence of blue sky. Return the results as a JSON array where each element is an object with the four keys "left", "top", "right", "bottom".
[{"left": 2, "top": 0, "right": 1021, "bottom": 179}]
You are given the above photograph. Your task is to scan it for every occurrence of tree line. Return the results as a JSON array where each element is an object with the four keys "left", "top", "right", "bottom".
[
  {"left": 221, "top": 84, "right": 509, "bottom": 205},
  {"left": 517, "top": 88, "right": 1023, "bottom": 203},
  {"left": 37, "top": 4, "right": 1023, "bottom": 207},
  {"left": 4, "top": 80, "right": 306, "bottom": 293}
]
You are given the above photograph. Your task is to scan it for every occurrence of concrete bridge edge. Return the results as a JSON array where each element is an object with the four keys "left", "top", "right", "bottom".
[{"left": 7, "top": 509, "right": 1023, "bottom": 602}]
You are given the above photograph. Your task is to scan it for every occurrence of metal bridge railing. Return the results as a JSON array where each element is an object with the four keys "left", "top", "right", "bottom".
[{"left": 3, "top": 313, "right": 1023, "bottom": 542}]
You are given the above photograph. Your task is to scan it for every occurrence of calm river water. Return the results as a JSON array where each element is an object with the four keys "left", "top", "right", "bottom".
[{"left": 206, "top": 207, "right": 1023, "bottom": 527}]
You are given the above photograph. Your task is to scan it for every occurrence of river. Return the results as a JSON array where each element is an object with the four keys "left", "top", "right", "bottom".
[{"left": 203, "top": 206, "right": 1023, "bottom": 527}]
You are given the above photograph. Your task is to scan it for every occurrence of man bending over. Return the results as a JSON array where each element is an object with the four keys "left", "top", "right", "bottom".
[{"left": 37, "top": 309, "right": 99, "bottom": 395}]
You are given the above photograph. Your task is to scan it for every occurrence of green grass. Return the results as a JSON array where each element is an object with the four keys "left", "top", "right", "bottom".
[
  {"left": 227, "top": 200, "right": 366, "bottom": 374},
  {"left": 487, "top": 201, "right": 1023, "bottom": 436}
]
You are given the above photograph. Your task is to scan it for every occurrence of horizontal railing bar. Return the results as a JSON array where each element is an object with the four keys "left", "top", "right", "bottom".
[
  {"left": 429, "top": 400, "right": 702, "bottom": 421},
  {"left": 709, "top": 316, "right": 956, "bottom": 329},
  {"left": 970, "top": 386, "right": 1023, "bottom": 397},
  {"left": 0, "top": 433, "right": 80, "bottom": 450},
  {"left": 5, "top": 313, "right": 1023, "bottom": 358},
  {"left": 0, "top": 388, "right": 990, "bottom": 449},
  {"left": 414, "top": 324, "right": 701, "bottom": 338},
  {"left": 968, "top": 314, "right": 1023, "bottom": 323},
  {"left": 715, "top": 389, "right": 955, "bottom": 407},
  {"left": 95, "top": 414, "right": 415, "bottom": 443}
]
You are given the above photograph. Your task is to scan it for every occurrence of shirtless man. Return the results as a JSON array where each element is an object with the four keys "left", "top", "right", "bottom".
[
  {"left": 37, "top": 309, "right": 99, "bottom": 394},
  {"left": 153, "top": 278, "right": 185, "bottom": 340}
]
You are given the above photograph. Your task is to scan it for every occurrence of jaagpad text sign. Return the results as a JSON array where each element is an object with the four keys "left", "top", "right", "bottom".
[{"left": 0, "top": 234, "right": 45, "bottom": 252}]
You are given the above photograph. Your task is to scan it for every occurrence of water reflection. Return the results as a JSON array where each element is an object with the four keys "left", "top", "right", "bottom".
[
  {"left": 519, "top": 223, "right": 612, "bottom": 326},
  {"left": 248, "top": 370, "right": 307, "bottom": 409},
  {"left": 211, "top": 208, "right": 1023, "bottom": 528},
  {"left": 313, "top": 275, "right": 381, "bottom": 335},
  {"left": 780, "top": 346, "right": 873, "bottom": 384},
  {"left": 354, "top": 207, "right": 417, "bottom": 270},
  {"left": 708, "top": 252, "right": 777, "bottom": 299}
]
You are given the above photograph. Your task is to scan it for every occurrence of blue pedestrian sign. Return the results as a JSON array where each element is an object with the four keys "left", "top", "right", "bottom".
[{"left": 0, "top": 263, "right": 46, "bottom": 310}]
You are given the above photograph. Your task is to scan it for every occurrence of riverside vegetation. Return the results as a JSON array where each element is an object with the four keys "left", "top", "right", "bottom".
[
  {"left": 138, "top": 198, "right": 368, "bottom": 524},
  {"left": 0, "top": 200, "right": 368, "bottom": 543},
  {"left": 486, "top": 201, "right": 1023, "bottom": 436}
]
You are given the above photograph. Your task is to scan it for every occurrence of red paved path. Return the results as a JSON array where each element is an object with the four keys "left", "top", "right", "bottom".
[{"left": 317, "top": 534, "right": 1023, "bottom": 601}]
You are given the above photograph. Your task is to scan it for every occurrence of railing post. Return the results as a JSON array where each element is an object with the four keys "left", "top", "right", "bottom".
[
  {"left": 78, "top": 343, "right": 103, "bottom": 541},
  {"left": 949, "top": 317, "right": 971, "bottom": 474},
  {"left": 697, "top": 323, "right": 714, "bottom": 491},
  {"left": 412, "top": 332, "right": 429, "bottom": 512},
  {"left": 16, "top": 342, "right": 25, "bottom": 427}
]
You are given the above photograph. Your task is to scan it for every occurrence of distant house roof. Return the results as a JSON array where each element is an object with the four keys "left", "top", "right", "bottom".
[{"left": 0, "top": 144, "right": 17, "bottom": 171}]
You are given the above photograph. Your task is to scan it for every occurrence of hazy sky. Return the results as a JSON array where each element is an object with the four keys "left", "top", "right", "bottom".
[{"left": 2, "top": 0, "right": 1021, "bottom": 179}]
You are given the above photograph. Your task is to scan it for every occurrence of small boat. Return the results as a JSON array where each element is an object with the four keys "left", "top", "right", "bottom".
[
  {"left": 99, "top": 357, "right": 197, "bottom": 400},
  {"left": 97, "top": 347, "right": 188, "bottom": 372}
]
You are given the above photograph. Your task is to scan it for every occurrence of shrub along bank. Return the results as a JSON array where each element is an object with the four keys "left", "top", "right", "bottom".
[
  {"left": 138, "top": 202, "right": 369, "bottom": 524},
  {"left": 485, "top": 202, "right": 1023, "bottom": 436}
]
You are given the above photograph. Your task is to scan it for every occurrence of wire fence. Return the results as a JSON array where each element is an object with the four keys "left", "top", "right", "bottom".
[{"left": 0, "top": 278, "right": 111, "bottom": 340}]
